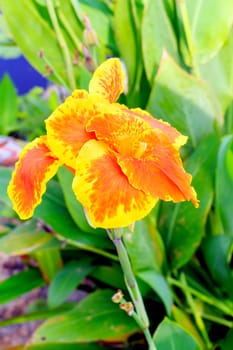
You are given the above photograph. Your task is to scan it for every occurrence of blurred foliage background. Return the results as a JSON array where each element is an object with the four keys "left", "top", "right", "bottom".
[{"left": 0, "top": 0, "right": 233, "bottom": 349}]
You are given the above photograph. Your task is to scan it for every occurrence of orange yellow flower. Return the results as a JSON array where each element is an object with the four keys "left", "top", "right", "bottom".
[{"left": 7, "top": 58, "right": 198, "bottom": 228}]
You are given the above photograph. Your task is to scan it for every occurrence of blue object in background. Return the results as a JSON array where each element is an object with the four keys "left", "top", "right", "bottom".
[{"left": 0, "top": 55, "right": 48, "bottom": 95}]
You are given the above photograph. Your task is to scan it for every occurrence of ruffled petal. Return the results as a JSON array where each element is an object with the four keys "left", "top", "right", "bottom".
[
  {"left": 86, "top": 104, "right": 151, "bottom": 157},
  {"left": 89, "top": 58, "right": 125, "bottom": 103},
  {"left": 72, "top": 140, "right": 157, "bottom": 228},
  {"left": 7, "top": 136, "right": 60, "bottom": 220},
  {"left": 46, "top": 94, "right": 97, "bottom": 169},
  {"left": 120, "top": 106, "right": 187, "bottom": 149},
  {"left": 116, "top": 133, "right": 198, "bottom": 207}
]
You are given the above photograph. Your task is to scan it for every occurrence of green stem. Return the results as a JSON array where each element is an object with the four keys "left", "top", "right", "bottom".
[
  {"left": 40, "top": 53, "right": 69, "bottom": 90},
  {"left": 177, "top": 0, "right": 200, "bottom": 77},
  {"left": 108, "top": 230, "right": 157, "bottom": 350},
  {"left": 53, "top": 232, "right": 118, "bottom": 261},
  {"left": 168, "top": 277, "right": 233, "bottom": 316},
  {"left": 180, "top": 274, "right": 212, "bottom": 349},
  {"left": 46, "top": 0, "right": 76, "bottom": 90}
]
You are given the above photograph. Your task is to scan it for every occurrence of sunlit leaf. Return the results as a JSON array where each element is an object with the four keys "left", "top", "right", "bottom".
[
  {"left": 0, "top": 74, "right": 17, "bottom": 135},
  {"left": 142, "top": 0, "right": 178, "bottom": 83},
  {"left": 147, "top": 53, "right": 222, "bottom": 149},
  {"left": 200, "top": 29, "right": 233, "bottom": 113},
  {"left": 185, "top": 0, "right": 233, "bottom": 63},
  {"left": 114, "top": 0, "right": 140, "bottom": 93}
]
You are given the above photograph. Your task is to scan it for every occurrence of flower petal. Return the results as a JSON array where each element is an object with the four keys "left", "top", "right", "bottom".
[
  {"left": 89, "top": 58, "right": 125, "bottom": 103},
  {"left": 7, "top": 136, "right": 60, "bottom": 220},
  {"left": 86, "top": 104, "right": 152, "bottom": 157},
  {"left": 116, "top": 135, "right": 198, "bottom": 207},
  {"left": 72, "top": 140, "right": 157, "bottom": 228},
  {"left": 120, "top": 106, "right": 187, "bottom": 149},
  {"left": 46, "top": 93, "right": 97, "bottom": 168}
]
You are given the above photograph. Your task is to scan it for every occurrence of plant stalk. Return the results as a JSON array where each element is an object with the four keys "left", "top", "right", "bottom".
[{"left": 108, "top": 229, "right": 157, "bottom": 350}]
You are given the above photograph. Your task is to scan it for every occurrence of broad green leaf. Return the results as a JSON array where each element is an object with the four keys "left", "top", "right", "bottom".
[
  {"left": 0, "top": 220, "right": 52, "bottom": 255},
  {"left": 185, "top": 0, "right": 233, "bottom": 63},
  {"left": 0, "top": 269, "right": 45, "bottom": 304},
  {"left": 35, "top": 247, "right": 63, "bottom": 282},
  {"left": 200, "top": 29, "right": 233, "bottom": 113},
  {"left": 0, "top": 304, "right": 74, "bottom": 327},
  {"left": 137, "top": 270, "right": 172, "bottom": 315},
  {"left": 0, "top": 0, "right": 68, "bottom": 86},
  {"left": 0, "top": 74, "right": 17, "bottom": 135},
  {"left": 147, "top": 53, "right": 222, "bottom": 149},
  {"left": 220, "top": 329, "right": 233, "bottom": 350},
  {"left": 172, "top": 305, "right": 205, "bottom": 349},
  {"left": 159, "top": 134, "right": 219, "bottom": 269},
  {"left": 215, "top": 135, "right": 233, "bottom": 235},
  {"left": 90, "top": 264, "right": 125, "bottom": 290},
  {"left": 142, "top": 0, "right": 178, "bottom": 83},
  {"left": 202, "top": 235, "right": 233, "bottom": 299},
  {"left": 123, "top": 216, "right": 172, "bottom": 314},
  {"left": 153, "top": 318, "right": 202, "bottom": 350},
  {"left": 48, "top": 259, "right": 94, "bottom": 308},
  {"left": 29, "top": 289, "right": 139, "bottom": 344}
]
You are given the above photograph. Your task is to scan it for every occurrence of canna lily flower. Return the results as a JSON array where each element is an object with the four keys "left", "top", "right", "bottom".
[{"left": 8, "top": 58, "right": 198, "bottom": 229}]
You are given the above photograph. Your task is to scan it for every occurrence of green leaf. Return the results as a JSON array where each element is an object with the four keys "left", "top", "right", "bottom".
[
  {"left": 146, "top": 53, "right": 222, "bottom": 149},
  {"left": 159, "top": 134, "right": 219, "bottom": 269},
  {"left": 0, "top": 74, "right": 17, "bottom": 135},
  {"left": 185, "top": 0, "right": 233, "bottom": 63},
  {"left": 90, "top": 264, "right": 125, "bottom": 290},
  {"left": 153, "top": 318, "right": 202, "bottom": 350},
  {"left": 200, "top": 29, "right": 233, "bottom": 113},
  {"left": 0, "top": 0, "right": 68, "bottom": 85},
  {"left": 172, "top": 305, "right": 205, "bottom": 349},
  {"left": 123, "top": 217, "right": 172, "bottom": 314},
  {"left": 220, "top": 329, "right": 233, "bottom": 350},
  {"left": 0, "top": 269, "right": 45, "bottom": 304},
  {"left": 137, "top": 270, "right": 172, "bottom": 315},
  {"left": 29, "top": 289, "right": 139, "bottom": 344},
  {"left": 0, "top": 220, "right": 52, "bottom": 255},
  {"left": 35, "top": 247, "right": 63, "bottom": 282},
  {"left": 27, "top": 343, "right": 108, "bottom": 350},
  {"left": 202, "top": 235, "right": 233, "bottom": 299},
  {"left": 48, "top": 259, "right": 94, "bottom": 308},
  {"left": 142, "top": 0, "right": 178, "bottom": 83},
  {"left": 215, "top": 135, "right": 233, "bottom": 235},
  {"left": 114, "top": 0, "right": 140, "bottom": 93}
]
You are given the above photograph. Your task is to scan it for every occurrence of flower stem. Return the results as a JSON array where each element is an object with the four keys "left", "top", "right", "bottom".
[
  {"left": 108, "top": 229, "right": 157, "bottom": 350},
  {"left": 177, "top": 0, "right": 200, "bottom": 77},
  {"left": 46, "top": 0, "right": 76, "bottom": 90}
]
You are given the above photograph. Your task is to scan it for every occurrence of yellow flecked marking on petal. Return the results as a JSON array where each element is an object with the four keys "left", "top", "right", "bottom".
[
  {"left": 46, "top": 96, "right": 97, "bottom": 169},
  {"left": 89, "top": 58, "right": 125, "bottom": 103},
  {"left": 72, "top": 140, "right": 157, "bottom": 228},
  {"left": 7, "top": 136, "right": 60, "bottom": 220}
]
